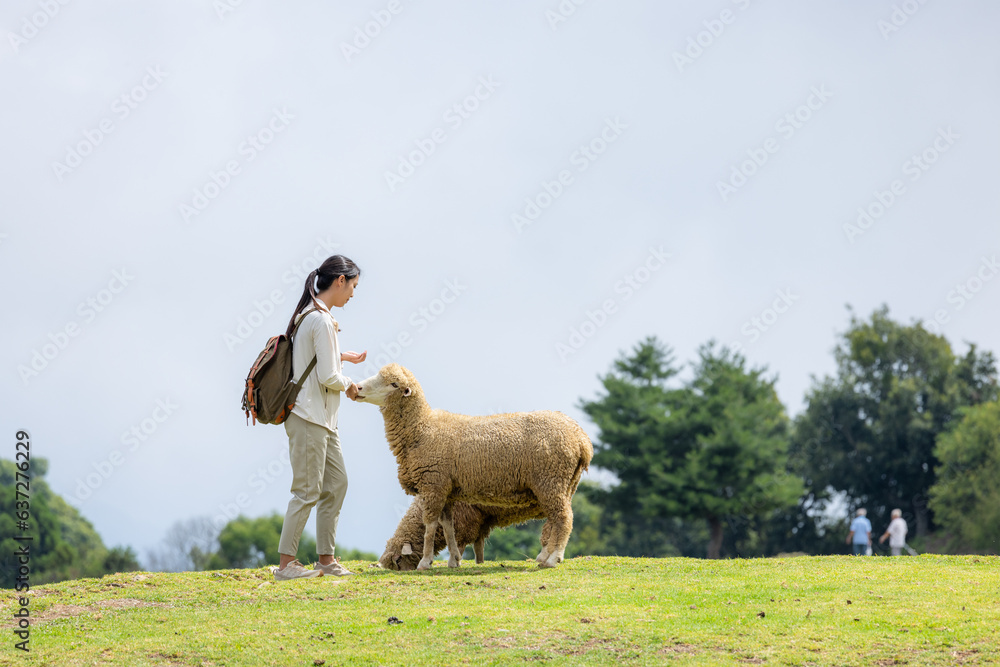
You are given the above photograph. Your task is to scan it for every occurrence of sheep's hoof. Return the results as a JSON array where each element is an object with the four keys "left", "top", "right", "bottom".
[
  {"left": 448, "top": 557, "right": 461, "bottom": 568},
  {"left": 416, "top": 559, "right": 433, "bottom": 571},
  {"left": 537, "top": 560, "right": 556, "bottom": 569}
]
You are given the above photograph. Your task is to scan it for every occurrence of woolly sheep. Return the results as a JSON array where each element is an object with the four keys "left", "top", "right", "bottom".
[
  {"left": 355, "top": 363, "right": 592, "bottom": 569},
  {"left": 379, "top": 497, "right": 548, "bottom": 570}
]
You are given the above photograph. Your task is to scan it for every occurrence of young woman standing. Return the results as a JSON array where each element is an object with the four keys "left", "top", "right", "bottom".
[{"left": 274, "top": 254, "right": 366, "bottom": 580}]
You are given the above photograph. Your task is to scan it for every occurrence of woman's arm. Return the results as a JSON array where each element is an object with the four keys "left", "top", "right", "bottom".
[
  {"left": 341, "top": 350, "right": 367, "bottom": 364},
  {"left": 312, "top": 315, "right": 354, "bottom": 392}
]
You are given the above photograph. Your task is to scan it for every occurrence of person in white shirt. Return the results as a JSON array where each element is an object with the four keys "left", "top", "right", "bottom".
[
  {"left": 879, "top": 508, "right": 909, "bottom": 556},
  {"left": 274, "top": 255, "right": 367, "bottom": 580}
]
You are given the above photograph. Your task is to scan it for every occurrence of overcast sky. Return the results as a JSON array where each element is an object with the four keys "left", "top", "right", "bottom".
[{"left": 2, "top": 0, "right": 998, "bottom": 563}]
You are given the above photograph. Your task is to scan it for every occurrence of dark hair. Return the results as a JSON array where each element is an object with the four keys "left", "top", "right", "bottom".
[{"left": 285, "top": 254, "right": 361, "bottom": 337}]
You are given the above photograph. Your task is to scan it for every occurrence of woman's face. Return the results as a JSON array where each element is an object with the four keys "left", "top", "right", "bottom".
[{"left": 330, "top": 275, "right": 359, "bottom": 307}]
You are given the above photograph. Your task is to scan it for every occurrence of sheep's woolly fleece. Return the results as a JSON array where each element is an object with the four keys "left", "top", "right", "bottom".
[{"left": 356, "top": 363, "right": 593, "bottom": 569}]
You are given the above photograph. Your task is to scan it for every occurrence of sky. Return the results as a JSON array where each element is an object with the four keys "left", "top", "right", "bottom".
[{"left": 2, "top": 0, "right": 998, "bottom": 564}]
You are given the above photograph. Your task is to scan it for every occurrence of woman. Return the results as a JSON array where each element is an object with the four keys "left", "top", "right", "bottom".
[{"left": 274, "top": 254, "right": 366, "bottom": 580}]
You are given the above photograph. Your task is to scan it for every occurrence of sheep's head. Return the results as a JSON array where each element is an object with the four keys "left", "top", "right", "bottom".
[
  {"left": 354, "top": 363, "right": 419, "bottom": 407},
  {"left": 379, "top": 541, "right": 420, "bottom": 571}
]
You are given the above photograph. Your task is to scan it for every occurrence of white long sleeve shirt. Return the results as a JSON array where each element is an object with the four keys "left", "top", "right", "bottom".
[
  {"left": 289, "top": 299, "right": 353, "bottom": 432},
  {"left": 886, "top": 517, "right": 908, "bottom": 547}
]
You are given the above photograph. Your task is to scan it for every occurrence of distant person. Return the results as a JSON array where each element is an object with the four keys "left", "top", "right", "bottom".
[
  {"left": 879, "top": 509, "right": 908, "bottom": 556},
  {"left": 274, "top": 255, "right": 367, "bottom": 581},
  {"left": 846, "top": 508, "right": 872, "bottom": 555}
]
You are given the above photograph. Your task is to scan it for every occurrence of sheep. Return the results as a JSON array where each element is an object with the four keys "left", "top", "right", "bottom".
[
  {"left": 355, "top": 363, "right": 592, "bottom": 569},
  {"left": 380, "top": 497, "right": 549, "bottom": 570}
]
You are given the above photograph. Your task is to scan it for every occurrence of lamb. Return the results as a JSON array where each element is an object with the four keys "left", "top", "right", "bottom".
[
  {"left": 355, "top": 363, "right": 593, "bottom": 569},
  {"left": 380, "top": 497, "right": 549, "bottom": 570}
]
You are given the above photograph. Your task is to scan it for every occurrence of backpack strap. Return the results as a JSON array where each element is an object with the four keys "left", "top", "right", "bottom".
[
  {"left": 291, "top": 309, "right": 318, "bottom": 387},
  {"left": 294, "top": 355, "right": 318, "bottom": 389},
  {"left": 291, "top": 308, "right": 315, "bottom": 336}
]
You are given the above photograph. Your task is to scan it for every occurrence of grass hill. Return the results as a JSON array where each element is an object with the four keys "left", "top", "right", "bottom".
[{"left": 2, "top": 555, "right": 998, "bottom": 666}]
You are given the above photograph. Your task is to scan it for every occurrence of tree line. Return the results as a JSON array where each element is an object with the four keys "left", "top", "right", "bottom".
[
  {"left": 486, "top": 306, "right": 999, "bottom": 560},
  {"left": 4, "top": 305, "right": 997, "bottom": 587}
]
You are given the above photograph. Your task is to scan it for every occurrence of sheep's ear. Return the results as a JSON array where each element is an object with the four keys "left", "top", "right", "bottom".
[
  {"left": 401, "top": 543, "right": 413, "bottom": 555},
  {"left": 403, "top": 387, "right": 412, "bottom": 396}
]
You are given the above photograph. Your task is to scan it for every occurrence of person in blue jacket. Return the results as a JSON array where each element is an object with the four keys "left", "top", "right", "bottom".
[{"left": 846, "top": 508, "right": 872, "bottom": 555}]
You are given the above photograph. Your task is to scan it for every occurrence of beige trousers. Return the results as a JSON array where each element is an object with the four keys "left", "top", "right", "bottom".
[{"left": 278, "top": 413, "right": 348, "bottom": 557}]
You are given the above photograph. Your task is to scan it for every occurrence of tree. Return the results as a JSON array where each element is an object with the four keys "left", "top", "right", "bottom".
[
  {"left": 145, "top": 516, "right": 221, "bottom": 572},
  {"left": 580, "top": 337, "right": 802, "bottom": 558},
  {"left": 0, "top": 458, "right": 136, "bottom": 587},
  {"left": 578, "top": 338, "right": 689, "bottom": 557},
  {"left": 791, "top": 306, "right": 997, "bottom": 538},
  {"left": 928, "top": 400, "right": 1000, "bottom": 552},
  {"left": 103, "top": 546, "right": 141, "bottom": 574}
]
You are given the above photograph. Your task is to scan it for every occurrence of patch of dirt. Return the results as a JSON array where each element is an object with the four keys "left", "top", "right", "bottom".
[
  {"left": 951, "top": 649, "right": 981, "bottom": 664},
  {"left": 147, "top": 651, "right": 188, "bottom": 666},
  {"left": 34, "top": 598, "right": 172, "bottom": 622},
  {"left": 482, "top": 635, "right": 542, "bottom": 651},
  {"left": 660, "top": 643, "right": 699, "bottom": 655},
  {"left": 484, "top": 634, "right": 640, "bottom": 657},
  {"left": 560, "top": 638, "right": 624, "bottom": 656},
  {"left": 30, "top": 604, "right": 90, "bottom": 621}
]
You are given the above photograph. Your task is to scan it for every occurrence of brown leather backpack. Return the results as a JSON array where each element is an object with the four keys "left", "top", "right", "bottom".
[{"left": 241, "top": 312, "right": 316, "bottom": 425}]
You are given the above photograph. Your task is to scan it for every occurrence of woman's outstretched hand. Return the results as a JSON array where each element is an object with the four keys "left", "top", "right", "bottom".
[
  {"left": 341, "top": 350, "right": 367, "bottom": 364},
  {"left": 346, "top": 383, "right": 360, "bottom": 401}
]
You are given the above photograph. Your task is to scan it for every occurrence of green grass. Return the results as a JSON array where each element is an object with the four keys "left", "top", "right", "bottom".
[{"left": 2, "top": 555, "right": 998, "bottom": 666}]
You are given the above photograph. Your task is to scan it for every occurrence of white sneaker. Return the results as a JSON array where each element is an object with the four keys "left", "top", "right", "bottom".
[
  {"left": 315, "top": 558, "right": 354, "bottom": 577},
  {"left": 274, "top": 560, "right": 323, "bottom": 580}
]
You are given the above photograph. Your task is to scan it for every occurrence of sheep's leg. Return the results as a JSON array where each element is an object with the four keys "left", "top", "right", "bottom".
[
  {"left": 440, "top": 505, "right": 462, "bottom": 568},
  {"left": 417, "top": 519, "right": 438, "bottom": 570},
  {"left": 417, "top": 493, "right": 454, "bottom": 570},
  {"left": 539, "top": 497, "right": 573, "bottom": 568},
  {"left": 417, "top": 495, "right": 448, "bottom": 570},
  {"left": 536, "top": 521, "right": 553, "bottom": 565},
  {"left": 473, "top": 536, "right": 485, "bottom": 564}
]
